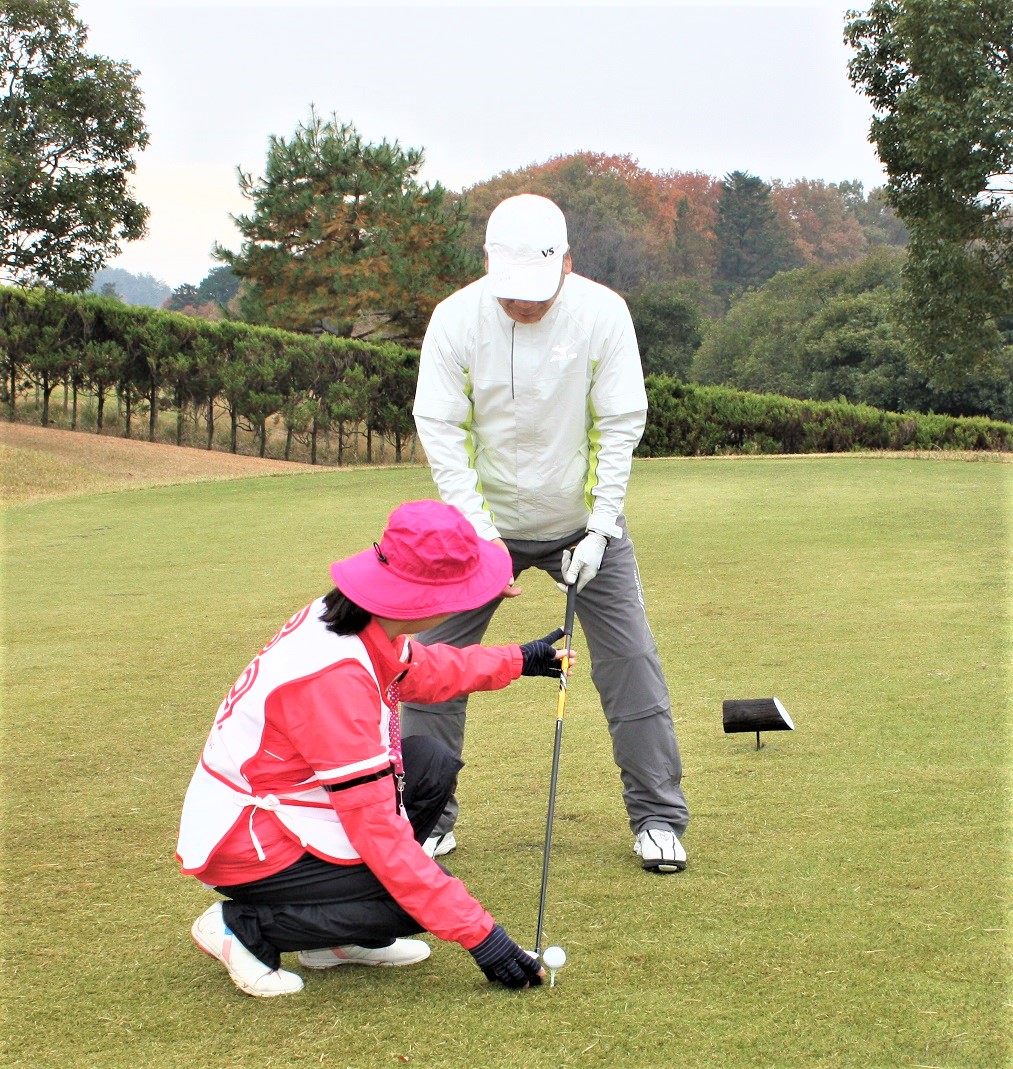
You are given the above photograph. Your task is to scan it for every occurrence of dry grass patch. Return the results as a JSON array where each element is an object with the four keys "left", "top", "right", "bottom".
[{"left": 0, "top": 421, "right": 323, "bottom": 508}]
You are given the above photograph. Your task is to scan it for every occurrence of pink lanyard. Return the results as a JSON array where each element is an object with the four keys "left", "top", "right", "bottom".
[{"left": 384, "top": 677, "right": 406, "bottom": 813}]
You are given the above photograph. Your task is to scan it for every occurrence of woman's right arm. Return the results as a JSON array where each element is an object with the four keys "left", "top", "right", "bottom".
[{"left": 282, "top": 666, "right": 495, "bottom": 948}]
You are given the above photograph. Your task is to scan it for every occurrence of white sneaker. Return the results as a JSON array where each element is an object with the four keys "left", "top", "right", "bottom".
[
  {"left": 422, "top": 830, "right": 457, "bottom": 858},
  {"left": 191, "top": 901, "right": 304, "bottom": 997},
  {"left": 634, "top": 829, "right": 688, "bottom": 874},
  {"left": 298, "top": 939, "right": 431, "bottom": 969}
]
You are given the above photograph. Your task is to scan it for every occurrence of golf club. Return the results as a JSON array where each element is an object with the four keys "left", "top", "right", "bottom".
[{"left": 534, "top": 576, "right": 578, "bottom": 959}]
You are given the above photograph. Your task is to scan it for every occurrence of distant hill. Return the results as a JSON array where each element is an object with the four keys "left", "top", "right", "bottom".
[{"left": 88, "top": 268, "right": 172, "bottom": 307}]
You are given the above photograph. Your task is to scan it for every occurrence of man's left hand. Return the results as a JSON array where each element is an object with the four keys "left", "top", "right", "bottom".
[{"left": 561, "top": 532, "right": 608, "bottom": 593}]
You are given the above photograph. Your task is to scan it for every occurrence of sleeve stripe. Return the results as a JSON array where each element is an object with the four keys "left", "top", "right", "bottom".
[{"left": 316, "top": 753, "right": 390, "bottom": 781}]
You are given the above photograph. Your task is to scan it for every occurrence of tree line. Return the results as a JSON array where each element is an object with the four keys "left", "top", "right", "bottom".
[
  {"left": 4, "top": 284, "right": 1009, "bottom": 464},
  {"left": 690, "top": 250, "right": 1012, "bottom": 421},
  {"left": 168, "top": 136, "right": 906, "bottom": 347},
  {"left": 0, "top": 285, "right": 419, "bottom": 464},
  {"left": 456, "top": 156, "right": 907, "bottom": 308},
  {"left": 159, "top": 136, "right": 1005, "bottom": 421}
]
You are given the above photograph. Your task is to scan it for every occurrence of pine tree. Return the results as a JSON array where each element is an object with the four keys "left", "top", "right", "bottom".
[
  {"left": 713, "top": 171, "right": 803, "bottom": 302},
  {"left": 216, "top": 109, "right": 475, "bottom": 343}
]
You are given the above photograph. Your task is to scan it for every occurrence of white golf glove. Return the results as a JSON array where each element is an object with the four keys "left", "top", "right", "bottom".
[{"left": 561, "top": 531, "right": 609, "bottom": 593}]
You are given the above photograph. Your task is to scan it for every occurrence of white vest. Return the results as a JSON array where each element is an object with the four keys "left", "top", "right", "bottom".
[{"left": 176, "top": 599, "right": 394, "bottom": 874}]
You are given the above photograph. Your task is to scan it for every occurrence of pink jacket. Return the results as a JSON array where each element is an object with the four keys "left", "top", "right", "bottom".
[{"left": 177, "top": 606, "right": 522, "bottom": 950}]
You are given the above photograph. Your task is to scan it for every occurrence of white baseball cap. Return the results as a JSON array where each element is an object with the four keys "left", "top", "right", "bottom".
[{"left": 484, "top": 194, "right": 569, "bottom": 301}]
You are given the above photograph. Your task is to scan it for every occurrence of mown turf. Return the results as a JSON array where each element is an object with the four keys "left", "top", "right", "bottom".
[{"left": 2, "top": 456, "right": 1009, "bottom": 1069}]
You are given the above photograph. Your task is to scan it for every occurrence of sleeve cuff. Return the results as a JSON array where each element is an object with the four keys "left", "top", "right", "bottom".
[
  {"left": 587, "top": 517, "right": 623, "bottom": 541},
  {"left": 469, "top": 513, "right": 501, "bottom": 541}
]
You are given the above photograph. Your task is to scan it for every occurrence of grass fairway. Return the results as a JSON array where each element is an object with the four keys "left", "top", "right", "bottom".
[{"left": 3, "top": 453, "right": 1010, "bottom": 1069}]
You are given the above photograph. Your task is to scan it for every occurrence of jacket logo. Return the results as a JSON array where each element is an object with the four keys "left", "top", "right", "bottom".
[{"left": 551, "top": 343, "right": 578, "bottom": 362}]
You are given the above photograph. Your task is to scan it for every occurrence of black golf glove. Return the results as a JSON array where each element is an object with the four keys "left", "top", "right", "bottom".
[
  {"left": 469, "top": 925, "right": 543, "bottom": 989},
  {"left": 520, "top": 627, "right": 566, "bottom": 677}
]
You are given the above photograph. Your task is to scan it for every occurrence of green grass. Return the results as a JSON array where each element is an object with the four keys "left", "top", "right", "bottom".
[{"left": 3, "top": 457, "right": 1010, "bottom": 1069}]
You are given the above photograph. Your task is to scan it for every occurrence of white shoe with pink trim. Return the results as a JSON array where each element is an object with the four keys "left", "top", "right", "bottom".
[
  {"left": 298, "top": 939, "right": 431, "bottom": 968},
  {"left": 191, "top": 902, "right": 304, "bottom": 997}
]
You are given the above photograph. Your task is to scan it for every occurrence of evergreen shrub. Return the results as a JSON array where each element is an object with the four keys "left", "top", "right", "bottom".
[{"left": 640, "top": 376, "right": 1012, "bottom": 456}]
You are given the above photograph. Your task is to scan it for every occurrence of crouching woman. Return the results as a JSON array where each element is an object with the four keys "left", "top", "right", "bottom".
[{"left": 176, "top": 499, "right": 568, "bottom": 997}]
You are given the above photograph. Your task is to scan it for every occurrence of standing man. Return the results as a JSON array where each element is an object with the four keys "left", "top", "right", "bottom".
[{"left": 403, "top": 193, "right": 689, "bottom": 874}]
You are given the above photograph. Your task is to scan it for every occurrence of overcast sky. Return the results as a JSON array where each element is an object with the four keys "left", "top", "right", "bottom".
[{"left": 72, "top": 0, "right": 887, "bottom": 289}]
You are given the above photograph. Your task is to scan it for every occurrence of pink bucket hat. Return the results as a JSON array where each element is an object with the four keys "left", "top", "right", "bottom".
[{"left": 329, "top": 500, "right": 512, "bottom": 620}]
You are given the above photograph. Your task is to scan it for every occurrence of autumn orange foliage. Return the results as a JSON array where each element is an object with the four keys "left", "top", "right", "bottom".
[{"left": 459, "top": 152, "right": 890, "bottom": 291}]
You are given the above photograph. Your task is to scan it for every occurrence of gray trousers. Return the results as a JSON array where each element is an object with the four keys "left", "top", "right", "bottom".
[{"left": 400, "top": 518, "right": 689, "bottom": 839}]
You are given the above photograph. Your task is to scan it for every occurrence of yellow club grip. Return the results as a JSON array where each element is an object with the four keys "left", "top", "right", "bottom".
[{"left": 554, "top": 653, "right": 571, "bottom": 720}]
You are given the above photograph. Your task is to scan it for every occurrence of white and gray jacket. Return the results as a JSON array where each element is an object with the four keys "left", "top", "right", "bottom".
[{"left": 412, "top": 273, "right": 647, "bottom": 543}]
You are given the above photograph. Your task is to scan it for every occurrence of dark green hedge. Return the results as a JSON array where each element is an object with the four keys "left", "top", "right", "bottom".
[{"left": 639, "top": 376, "right": 1013, "bottom": 456}]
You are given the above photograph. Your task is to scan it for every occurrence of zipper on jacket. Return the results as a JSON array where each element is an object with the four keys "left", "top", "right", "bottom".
[{"left": 510, "top": 322, "right": 516, "bottom": 400}]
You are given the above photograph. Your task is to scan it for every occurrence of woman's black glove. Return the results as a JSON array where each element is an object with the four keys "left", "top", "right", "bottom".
[
  {"left": 520, "top": 627, "right": 565, "bottom": 677},
  {"left": 469, "top": 925, "right": 544, "bottom": 988}
]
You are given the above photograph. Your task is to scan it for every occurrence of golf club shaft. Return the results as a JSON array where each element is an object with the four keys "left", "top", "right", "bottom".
[
  {"left": 535, "top": 717, "right": 563, "bottom": 957},
  {"left": 536, "top": 580, "right": 579, "bottom": 956}
]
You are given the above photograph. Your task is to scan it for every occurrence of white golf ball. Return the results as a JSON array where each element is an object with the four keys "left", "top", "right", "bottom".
[{"left": 542, "top": 945, "right": 566, "bottom": 970}]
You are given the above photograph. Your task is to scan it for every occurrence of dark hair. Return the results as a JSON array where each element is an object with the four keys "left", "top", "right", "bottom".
[{"left": 320, "top": 587, "right": 372, "bottom": 635}]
